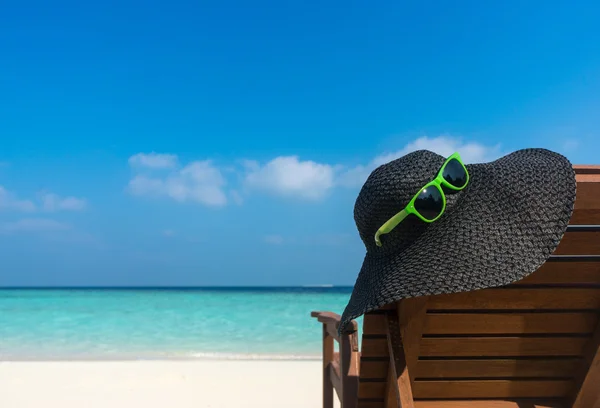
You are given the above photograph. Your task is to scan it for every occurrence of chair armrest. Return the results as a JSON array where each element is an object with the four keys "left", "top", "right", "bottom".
[{"left": 311, "top": 311, "right": 341, "bottom": 324}]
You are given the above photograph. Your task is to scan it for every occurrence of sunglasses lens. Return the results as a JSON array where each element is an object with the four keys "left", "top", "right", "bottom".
[
  {"left": 443, "top": 158, "right": 468, "bottom": 188},
  {"left": 414, "top": 186, "right": 444, "bottom": 221}
]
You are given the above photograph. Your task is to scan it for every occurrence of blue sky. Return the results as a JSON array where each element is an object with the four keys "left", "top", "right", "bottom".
[{"left": 1, "top": 0, "right": 599, "bottom": 286}]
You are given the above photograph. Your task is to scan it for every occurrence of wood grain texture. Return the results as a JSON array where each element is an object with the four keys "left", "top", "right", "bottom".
[
  {"left": 571, "top": 172, "right": 600, "bottom": 224},
  {"left": 360, "top": 360, "right": 389, "bottom": 379},
  {"left": 571, "top": 318, "right": 600, "bottom": 408},
  {"left": 412, "top": 379, "right": 573, "bottom": 399},
  {"left": 553, "top": 231, "right": 600, "bottom": 255},
  {"left": 424, "top": 312, "right": 598, "bottom": 335},
  {"left": 361, "top": 336, "right": 589, "bottom": 358},
  {"left": 357, "top": 400, "right": 385, "bottom": 408},
  {"left": 427, "top": 288, "right": 600, "bottom": 310},
  {"left": 364, "top": 313, "right": 388, "bottom": 336},
  {"left": 359, "top": 382, "right": 387, "bottom": 399},
  {"left": 384, "top": 313, "right": 414, "bottom": 408},
  {"left": 414, "top": 358, "right": 581, "bottom": 378},
  {"left": 513, "top": 261, "right": 600, "bottom": 286},
  {"left": 412, "top": 401, "right": 564, "bottom": 408},
  {"left": 364, "top": 312, "right": 599, "bottom": 335},
  {"left": 419, "top": 337, "right": 589, "bottom": 357},
  {"left": 397, "top": 297, "right": 429, "bottom": 392}
]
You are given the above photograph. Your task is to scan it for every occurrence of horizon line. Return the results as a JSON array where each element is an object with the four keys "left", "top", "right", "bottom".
[{"left": 0, "top": 285, "right": 354, "bottom": 289}]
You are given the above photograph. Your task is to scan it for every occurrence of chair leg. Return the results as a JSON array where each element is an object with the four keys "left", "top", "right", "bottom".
[{"left": 323, "top": 325, "right": 335, "bottom": 408}]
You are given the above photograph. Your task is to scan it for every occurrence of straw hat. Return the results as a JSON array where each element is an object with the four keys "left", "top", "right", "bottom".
[{"left": 339, "top": 148, "right": 576, "bottom": 333}]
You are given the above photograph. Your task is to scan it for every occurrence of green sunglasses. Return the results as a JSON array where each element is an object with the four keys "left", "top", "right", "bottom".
[{"left": 375, "top": 152, "right": 469, "bottom": 247}]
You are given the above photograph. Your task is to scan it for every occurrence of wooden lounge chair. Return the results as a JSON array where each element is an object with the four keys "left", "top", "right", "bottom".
[{"left": 312, "top": 165, "right": 600, "bottom": 408}]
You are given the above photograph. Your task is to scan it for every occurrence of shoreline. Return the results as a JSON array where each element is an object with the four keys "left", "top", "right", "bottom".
[{"left": 0, "top": 351, "right": 322, "bottom": 362}]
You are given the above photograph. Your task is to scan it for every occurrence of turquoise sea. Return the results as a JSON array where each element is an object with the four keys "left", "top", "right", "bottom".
[{"left": 0, "top": 288, "right": 360, "bottom": 360}]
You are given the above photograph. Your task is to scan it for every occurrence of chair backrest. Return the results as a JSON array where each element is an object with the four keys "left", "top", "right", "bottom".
[{"left": 357, "top": 165, "right": 600, "bottom": 407}]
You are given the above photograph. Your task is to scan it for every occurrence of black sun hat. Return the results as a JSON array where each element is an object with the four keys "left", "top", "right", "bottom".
[{"left": 339, "top": 148, "right": 576, "bottom": 334}]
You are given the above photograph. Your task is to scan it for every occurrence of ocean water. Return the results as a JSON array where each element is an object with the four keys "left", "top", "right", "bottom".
[{"left": 0, "top": 288, "right": 361, "bottom": 360}]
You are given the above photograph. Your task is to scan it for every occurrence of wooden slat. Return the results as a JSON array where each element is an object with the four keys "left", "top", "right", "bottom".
[
  {"left": 514, "top": 261, "right": 600, "bottom": 286},
  {"left": 359, "top": 381, "right": 387, "bottom": 399},
  {"left": 424, "top": 312, "right": 599, "bottom": 335},
  {"left": 413, "top": 400, "right": 564, "bottom": 407},
  {"left": 412, "top": 379, "right": 573, "bottom": 399},
  {"left": 322, "top": 324, "right": 335, "bottom": 408},
  {"left": 362, "top": 336, "right": 589, "bottom": 358},
  {"left": 329, "top": 361, "right": 342, "bottom": 400},
  {"left": 364, "top": 312, "right": 599, "bottom": 335},
  {"left": 571, "top": 318, "right": 600, "bottom": 408},
  {"left": 362, "top": 338, "right": 390, "bottom": 358},
  {"left": 357, "top": 401, "right": 385, "bottom": 408},
  {"left": 361, "top": 360, "right": 389, "bottom": 379},
  {"left": 554, "top": 231, "right": 600, "bottom": 255},
  {"left": 414, "top": 358, "right": 581, "bottom": 378},
  {"left": 364, "top": 313, "right": 388, "bottom": 336},
  {"left": 397, "top": 297, "right": 429, "bottom": 392},
  {"left": 574, "top": 165, "right": 600, "bottom": 174},
  {"left": 571, "top": 173, "right": 600, "bottom": 224},
  {"left": 384, "top": 312, "right": 416, "bottom": 408},
  {"left": 427, "top": 288, "right": 600, "bottom": 310},
  {"left": 420, "top": 337, "right": 588, "bottom": 357}
]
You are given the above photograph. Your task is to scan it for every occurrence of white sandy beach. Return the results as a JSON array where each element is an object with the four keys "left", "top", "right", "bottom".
[{"left": 0, "top": 360, "right": 340, "bottom": 408}]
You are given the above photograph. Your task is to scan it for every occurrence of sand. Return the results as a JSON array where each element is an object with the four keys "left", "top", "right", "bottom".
[{"left": 0, "top": 360, "right": 341, "bottom": 408}]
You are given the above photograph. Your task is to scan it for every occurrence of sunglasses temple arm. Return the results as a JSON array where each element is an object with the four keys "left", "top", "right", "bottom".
[{"left": 374, "top": 209, "right": 409, "bottom": 247}]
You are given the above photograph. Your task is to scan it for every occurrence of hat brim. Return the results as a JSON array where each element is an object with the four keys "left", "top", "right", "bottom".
[{"left": 339, "top": 148, "right": 576, "bottom": 333}]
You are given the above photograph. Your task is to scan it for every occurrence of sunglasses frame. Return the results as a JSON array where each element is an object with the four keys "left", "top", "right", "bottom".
[{"left": 374, "top": 152, "right": 469, "bottom": 247}]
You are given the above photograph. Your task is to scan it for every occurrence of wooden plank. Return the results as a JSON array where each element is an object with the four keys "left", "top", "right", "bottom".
[
  {"left": 574, "top": 165, "right": 600, "bottom": 175},
  {"left": 364, "top": 311, "right": 599, "bottom": 335},
  {"left": 571, "top": 210, "right": 600, "bottom": 225},
  {"left": 322, "top": 325, "right": 335, "bottom": 408},
  {"left": 420, "top": 337, "right": 589, "bottom": 357},
  {"left": 362, "top": 336, "right": 588, "bottom": 358},
  {"left": 414, "top": 358, "right": 581, "bottom": 378},
  {"left": 397, "top": 297, "right": 429, "bottom": 392},
  {"left": 364, "top": 313, "right": 388, "bottom": 336},
  {"left": 571, "top": 318, "right": 600, "bottom": 408},
  {"left": 424, "top": 312, "right": 599, "bottom": 334},
  {"left": 384, "top": 313, "right": 415, "bottom": 408},
  {"left": 553, "top": 231, "right": 600, "bottom": 255},
  {"left": 514, "top": 261, "right": 600, "bottom": 286},
  {"left": 362, "top": 338, "right": 390, "bottom": 358},
  {"left": 427, "top": 288, "right": 600, "bottom": 310},
  {"left": 359, "top": 382, "right": 387, "bottom": 399},
  {"left": 412, "top": 379, "right": 573, "bottom": 399},
  {"left": 361, "top": 360, "right": 389, "bottom": 379},
  {"left": 413, "top": 400, "right": 564, "bottom": 408},
  {"left": 330, "top": 361, "right": 342, "bottom": 400},
  {"left": 358, "top": 401, "right": 385, "bottom": 408},
  {"left": 341, "top": 329, "right": 360, "bottom": 408},
  {"left": 571, "top": 174, "right": 600, "bottom": 224}
]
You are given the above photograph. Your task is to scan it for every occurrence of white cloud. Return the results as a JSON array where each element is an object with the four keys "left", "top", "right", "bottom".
[
  {"left": 128, "top": 152, "right": 178, "bottom": 169},
  {"left": 264, "top": 234, "right": 284, "bottom": 245},
  {"left": 128, "top": 157, "right": 228, "bottom": 207},
  {"left": 337, "top": 135, "right": 503, "bottom": 187},
  {"left": 1, "top": 187, "right": 87, "bottom": 213},
  {"left": 244, "top": 156, "right": 335, "bottom": 200},
  {"left": 0, "top": 218, "right": 71, "bottom": 234},
  {"left": 0, "top": 186, "right": 36, "bottom": 212},
  {"left": 130, "top": 136, "right": 501, "bottom": 203},
  {"left": 40, "top": 193, "right": 87, "bottom": 212},
  {"left": 163, "top": 229, "right": 176, "bottom": 237}
]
